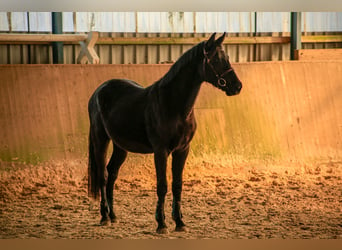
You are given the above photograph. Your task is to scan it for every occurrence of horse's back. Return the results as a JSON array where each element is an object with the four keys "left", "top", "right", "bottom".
[
  {"left": 88, "top": 78, "right": 154, "bottom": 153},
  {"left": 89, "top": 79, "right": 148, "bottom": 112},
  {"left": 95, "top": 78, "right": 145, "bottom": 99}
]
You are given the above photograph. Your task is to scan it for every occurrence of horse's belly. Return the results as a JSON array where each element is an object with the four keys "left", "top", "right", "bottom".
[
  {"left": 108, "top": 124, "right": 153, "bottom": 154},
  {"left": 102, "top": 99, "right": 153, "bottom": 153},
  {"left": 113, "top": 137, "right": 153, "bottom": 154}
]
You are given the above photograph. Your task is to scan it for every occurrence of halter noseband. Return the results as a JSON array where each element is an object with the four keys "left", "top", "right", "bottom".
[{"left": 203, "top": 47, "right": 234, "bottom": 87}]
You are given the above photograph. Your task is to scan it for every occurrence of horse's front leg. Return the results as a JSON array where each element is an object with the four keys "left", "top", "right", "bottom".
[
  {"left": 154, "top": 150, "right": 169, "bottom": 234},
  {"left": 171, "top": 147, "right": 189, "bottom": 232}
]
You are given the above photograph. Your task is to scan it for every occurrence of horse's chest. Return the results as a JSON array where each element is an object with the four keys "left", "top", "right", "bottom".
[{"left": 168, "top": 119, "right": 196, "bottom": 151}]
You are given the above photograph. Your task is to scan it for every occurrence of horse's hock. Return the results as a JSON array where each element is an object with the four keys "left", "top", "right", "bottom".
[{"left": 0, "top": 61, "right": 341, "bottom": 163}]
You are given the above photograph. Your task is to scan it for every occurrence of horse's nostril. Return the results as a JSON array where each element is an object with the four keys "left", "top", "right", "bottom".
[{"left": 234, "top": 83, "right": 242, "bottom": 94}]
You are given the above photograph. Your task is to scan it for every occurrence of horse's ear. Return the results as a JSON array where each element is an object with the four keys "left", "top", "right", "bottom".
[
  {"left": 205, "top": 33, "right": 216, "bottom": 50},
  {"left": 215, "top": 32, "right": 226, "bottom": 46}
]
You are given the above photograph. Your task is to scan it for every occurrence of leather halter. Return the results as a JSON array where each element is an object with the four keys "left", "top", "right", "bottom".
[{"left": 203, "top": 47, "right": 234, "bottom": 87}]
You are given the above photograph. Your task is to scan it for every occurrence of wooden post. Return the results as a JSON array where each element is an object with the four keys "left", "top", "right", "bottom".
[
  {"left": 77, "top": 31, "right": 100, "bottom": 64},
  {"left": 290, "top": 12, "right": 302, "bottom": 60},
  {"left": 7, "top": 12, "right": 12, "bottom": 32},
  {"left": 52, "top": 12, "right": 64, "bottom": 64}
]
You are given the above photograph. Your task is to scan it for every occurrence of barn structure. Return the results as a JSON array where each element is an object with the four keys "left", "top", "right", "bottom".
[
  {"left": 0, "top": 11, "right": 341, "bottom": 163},
  {"left": 0, "top": 11, "right": 342, "bottom": 240},
  {"left": 1, "top": 12, "right": 342, "bottom": 64}
]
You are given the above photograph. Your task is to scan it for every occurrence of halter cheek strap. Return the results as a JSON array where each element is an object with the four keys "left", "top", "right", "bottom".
[{"left": 203, "top": 47, "right": 234, "bottom": 87}]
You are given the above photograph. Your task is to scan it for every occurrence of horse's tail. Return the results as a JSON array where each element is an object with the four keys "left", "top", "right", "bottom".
[
  {"left": 88, "top": 89, "right": 108, "bottom": 200},
  {"left": 88, "top": 130, "right": 98, "bottom": 200}
]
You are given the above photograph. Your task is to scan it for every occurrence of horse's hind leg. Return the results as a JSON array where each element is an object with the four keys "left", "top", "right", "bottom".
[{"left": 106, "top": 143, "right": 127, "bottom": 222}]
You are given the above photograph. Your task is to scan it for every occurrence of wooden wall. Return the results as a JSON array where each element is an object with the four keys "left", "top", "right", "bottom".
[{"left": 0, "top": 62, "right": 341, "bottom": 163}]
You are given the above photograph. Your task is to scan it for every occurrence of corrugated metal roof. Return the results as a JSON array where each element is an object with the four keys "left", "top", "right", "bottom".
[
  {"left": 0, "top": 12, "right": 341, "bottom": 33},
  {"left": 256, "top": 12, "right": 291, "bottom": 32},
  {"left": 137, "top": 12, "right": 195, "bottom": 32},
  {"left": 195, "top": 12, "right": 254, "bottom": 33},
  {"left": 0, "top": 12, "right": 9, "bottom": 30},
  {"left": 303, "top": 12, "right": 342, "bottom": 32}
]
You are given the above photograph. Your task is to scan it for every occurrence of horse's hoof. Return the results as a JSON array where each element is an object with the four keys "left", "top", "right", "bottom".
[
  {"left": 156, "top": 227, "right": 169, "bottom": 234},
  {"left": 175, "top": 226, "right": 187, "bottom": 232},
  {"left": 109, "top": 213, "right": 117, "bottom": 223},
  {"left": 100, "top": 218, "right": 110, "bottom": 226}
]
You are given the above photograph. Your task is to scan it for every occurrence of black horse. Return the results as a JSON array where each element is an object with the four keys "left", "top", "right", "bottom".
[{"left": 88, "top": 33, "right": 242, "bottom": 234}]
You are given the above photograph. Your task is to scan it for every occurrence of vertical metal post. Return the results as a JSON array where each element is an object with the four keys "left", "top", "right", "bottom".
[
  {"left": 52, "top": 12, "right": 64, "bottom": 64},
  {"left": 26, "top": 12, "right": 31, "bottom": 63},
  {"left": 253, "top": 12, "right": 257, "bottom": 61},
  {"left": 290, "top": 12, "right": 302, "bottom": 60}
]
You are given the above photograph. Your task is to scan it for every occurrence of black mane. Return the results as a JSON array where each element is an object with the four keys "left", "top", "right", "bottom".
[{"left": 157, "top": 42, "right": 205, "bottom": 86}]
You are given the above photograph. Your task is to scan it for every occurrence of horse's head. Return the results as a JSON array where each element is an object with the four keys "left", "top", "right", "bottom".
[{"left": 202, "top": 33, "right": 242, "bottom": 96}]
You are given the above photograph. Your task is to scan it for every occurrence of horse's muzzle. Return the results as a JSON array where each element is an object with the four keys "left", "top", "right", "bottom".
[{"left": 226, "top": 82, "right": 242, "bottom": 96}]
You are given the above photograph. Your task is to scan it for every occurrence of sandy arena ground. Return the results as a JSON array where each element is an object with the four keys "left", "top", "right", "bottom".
[{"left": 0, "top": 155, "right": 341, "bottom": 239}]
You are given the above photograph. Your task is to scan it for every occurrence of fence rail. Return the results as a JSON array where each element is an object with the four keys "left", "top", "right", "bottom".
[
  {"left": 0, "top": 33, "right": 87, "bottom": 42},
  {"left": 0, "top": 32, "right": 99, "bottom": 64},
  {"left": 0, "top": 32, "right": 341, "bottom": 64}
]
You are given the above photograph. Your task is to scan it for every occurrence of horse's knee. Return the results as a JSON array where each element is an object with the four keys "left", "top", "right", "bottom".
[{"left": 157, "top": 182, "right": 167, "bottom": 199}]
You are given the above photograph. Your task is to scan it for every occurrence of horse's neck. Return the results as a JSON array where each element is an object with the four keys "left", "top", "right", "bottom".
[{"left": 159, "top": 64, "right": 203, "bottom": 119}]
